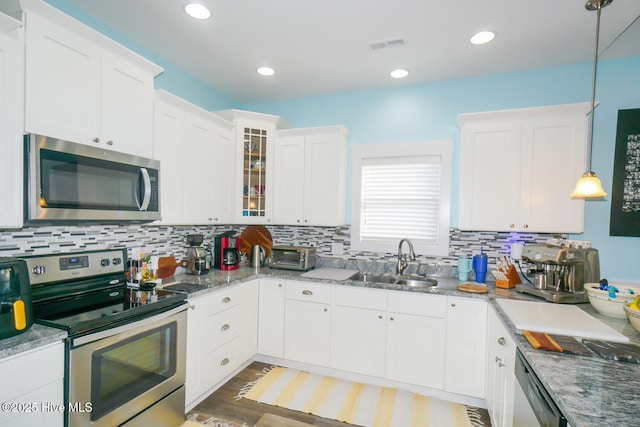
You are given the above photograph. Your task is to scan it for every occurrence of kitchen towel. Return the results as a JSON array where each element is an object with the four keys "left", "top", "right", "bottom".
[{"left": 238, "top": 366, "right": 488, "bottom": 427}]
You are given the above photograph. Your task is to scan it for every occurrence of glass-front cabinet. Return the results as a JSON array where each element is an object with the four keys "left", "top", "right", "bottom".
[
  {"left": 213, "top": 109, "right": 286, "bottom": 223},
  {"left": 243, "top": 127, "right": 268, "bottom": 217}
]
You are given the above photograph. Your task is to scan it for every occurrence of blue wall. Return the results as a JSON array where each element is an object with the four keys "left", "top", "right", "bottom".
[{"left": 44, "top": 0, "right": 640, "bottom": 281}]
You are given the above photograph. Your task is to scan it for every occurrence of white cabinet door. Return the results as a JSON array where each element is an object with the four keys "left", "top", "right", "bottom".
[
  {"left": 284, "top": 299, "right": 331, "bottom": 366},
  {"left": 257, "top": 279, "right": 286, "bottom": 358},
  {"left": 486, "top": 307, "right": 517, "bottom": 427},
  {"left": 459, "top": 121, "right": 522, "bottom": 231},
  {"left": 273, "top": 134, "right": 305, "bottom": 224},
  {"left": 0, "top": 27, "right": 24, "bottom": 228},
  {"left": 520, "top": 116, "right": 586, "bottom": 233},
  {"left": 153, "top": 97, "right": 186, "bottom": 224},
  {"left": 183, "top": 114, "right": 216, "bottom": 224},
  {"left": 385, "top": 312, "right": 446, "bottom": 389},
  {"left": 303, "top": 131, "right": 347, "bottom": 225},
  {"left": 445, "top": 297, "right": 487, "bottom": 398},
  {"left": 458, "top": 104, "right": 589, "bottom": 233},
  {"left": 331, "top": 305, "right": 386, "bottom": 377},
  {"left": 25, "top": 12, "right": 100, "bottom": 144},
  {"left": 100, "top": 51, "right": 155, "bottom": 158},
  {"left": 274, "top": 126, "right": 348, "bottom": 226},
  {"left": 185, "top": 297, "right": 206, "bottom": 405},
  {"left": 208, "top": 122, "right": 236, "bottom": 224}
]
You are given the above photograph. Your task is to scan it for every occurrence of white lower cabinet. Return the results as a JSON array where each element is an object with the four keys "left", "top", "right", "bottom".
[
  {"left": 257, "top": 279, "right": 286, "bottom": 358},
  {"left": 185, "top": 282, "right": 257, "bottom": 407},
  {"left": 386, "top": 291, "right": 447, "bottom": 390},
  {"left": 330, "top": 287, "right": 387, "bottom": 377},
  {"left": 445, "top": 297, "right": 487, "bottom": 398},
  {"left": 485, "top": 306, "right": 516, "bottom": 427},
  {"left": 283, "top": 281, "right": 332, "bottom": 367},
  {"left": 0, "top": 342, "right": 64, "bottom": 427}
]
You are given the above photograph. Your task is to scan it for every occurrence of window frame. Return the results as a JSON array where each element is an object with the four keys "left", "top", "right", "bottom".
[{"left": 351, "top": 139, "right": 453, "bottom": 256}]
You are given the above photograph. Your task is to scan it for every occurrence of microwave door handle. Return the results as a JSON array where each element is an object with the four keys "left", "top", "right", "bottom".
[{"left": 137, "top": 168, "right": 152, "bottom": 211}]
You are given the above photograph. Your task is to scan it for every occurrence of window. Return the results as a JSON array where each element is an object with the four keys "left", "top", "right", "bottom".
[{"left": 351, "top": 140, "right": 453, "bottom": 256}]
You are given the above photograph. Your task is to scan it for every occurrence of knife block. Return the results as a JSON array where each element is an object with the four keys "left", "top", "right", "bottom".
[{"left": 496, "top": 265, "right": 521, "bottom": 289}]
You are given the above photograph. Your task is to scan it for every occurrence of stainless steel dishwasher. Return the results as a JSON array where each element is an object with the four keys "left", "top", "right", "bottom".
[{"left": 513, "top": 349, "right": 568, "bottom": 427}]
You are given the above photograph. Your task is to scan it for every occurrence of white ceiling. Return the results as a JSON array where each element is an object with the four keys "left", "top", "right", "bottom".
[{"left": 58, "top": 0, "right": 640, "bottom": 104}]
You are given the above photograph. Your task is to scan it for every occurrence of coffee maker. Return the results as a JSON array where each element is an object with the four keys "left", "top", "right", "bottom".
[
  {"left": 517, "top": 244, "right": 600, "bottom": 303},
  {"left": 214, "top": 231, "right": 240, "bottom": 271},
  {"left": 186, "top": 234, "right": 210, "bottom": 275}
]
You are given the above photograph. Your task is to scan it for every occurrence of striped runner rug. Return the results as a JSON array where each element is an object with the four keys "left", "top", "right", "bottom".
[{"left": 239, "top": 367, "right": 487, "bottom": 427}]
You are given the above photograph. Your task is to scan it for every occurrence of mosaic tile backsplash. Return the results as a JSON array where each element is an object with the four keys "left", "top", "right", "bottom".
[{"left": 0, "top": 224, "right": 559, "bottom": 277}]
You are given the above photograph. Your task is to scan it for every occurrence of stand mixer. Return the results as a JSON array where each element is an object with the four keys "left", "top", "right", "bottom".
[
  {"left": 517, "top": 244, "right": 600, "bottom": 303},
  {"left": 185, "top": 234, "right": 210, "bottom": 275}
]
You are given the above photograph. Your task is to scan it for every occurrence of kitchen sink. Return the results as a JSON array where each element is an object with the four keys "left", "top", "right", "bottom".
[
  {"left": 395, "top": 278, "right": 438, "bottom": 288},
  {"left": 350, "top": 273, "right": 397, "bottom": 284},
  {"left": 350, "top": 273, "right": 437, "bottom": 287}
]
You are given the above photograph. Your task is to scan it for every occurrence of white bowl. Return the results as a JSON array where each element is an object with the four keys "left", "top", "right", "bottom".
[
  {"left": 585, "top": 283, "right": 640, "bottom": 319},
  {"left": 623, "top": 303, "right": 640, "bottom": 333}
]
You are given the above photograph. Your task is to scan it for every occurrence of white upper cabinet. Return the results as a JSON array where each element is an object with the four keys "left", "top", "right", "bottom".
[
  {"left": 214, "top": 109, "right": 288, "bottom": 224},
  {"left": 23, "top": 1, "right": 162, "bottom": 157},
  {"left": 153, "top": 90, "right": 235, "bottom": 225},
  {"left": 458, "top": 103, "right": 590, "bottom": 233},
  {"left": 274, "top": 126, "right": 349, "bottom": 226},
  {"left": 0, "top": 23, "right": 24, "bottom": 228}
]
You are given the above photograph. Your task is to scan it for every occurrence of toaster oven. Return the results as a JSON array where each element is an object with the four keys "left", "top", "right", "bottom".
[{"left": 270, "top": 246, "right": 317, "bottom": 271}]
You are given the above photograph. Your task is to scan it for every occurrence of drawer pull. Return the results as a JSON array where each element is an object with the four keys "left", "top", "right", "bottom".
[
  {"left": 323, "top": 307, "right": 328, "bottom": 312},
  {"left": 222, "top": 297, "right": 231, "bottom": 304},
  {"left": 221, "top": 324, "right": 230, "bottom": 332},
  {"left": 498, "top": 337, "right": 506, "bottom": 346},
  {"left": 378, "top": 315, "right": 383, "bottom": 319},
  {"left": 220, "top": 357, "right": 229, "bottom": 366},
  {"left": 302, "top": 290, "right": 313, "bottom": 296}
]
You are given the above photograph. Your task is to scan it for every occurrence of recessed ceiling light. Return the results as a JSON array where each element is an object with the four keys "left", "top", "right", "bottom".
[
  {"left": 390, "top": 69, "right": 409, "bottom": 79},
  {"left": 184, "top": 3, "right": 211, "bottom": 20},
  {"left": 470, "top": 31, "right": 496, "bottom": 45},
  {"left": 257, "top": 67, "right": 275, "bottom": 76}
]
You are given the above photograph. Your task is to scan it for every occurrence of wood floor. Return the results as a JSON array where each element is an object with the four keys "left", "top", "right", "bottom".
[
  {"left": 187, "top": 361, "right": 491, "bottom": 427},
  {"left": 187, "top": 361, "right": 359, "bottom": 427}
]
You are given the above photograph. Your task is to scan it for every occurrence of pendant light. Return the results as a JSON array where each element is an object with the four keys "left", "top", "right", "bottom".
[{"left": 571, "top": 0, "right": 612, "bottom": 198}]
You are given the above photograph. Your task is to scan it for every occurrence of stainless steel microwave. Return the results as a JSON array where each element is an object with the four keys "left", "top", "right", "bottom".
[
  {"left": 270, "top": 246, "right": 317, "bottom": 271},
  {"left": 24, "top": 134, "right": 161, "bottom": 223}
]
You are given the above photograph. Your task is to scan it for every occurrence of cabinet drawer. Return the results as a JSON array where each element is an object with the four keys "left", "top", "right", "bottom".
[
  {"left": 387, "top": 291, "right": 447, "bottom": 317},
  {"left": 204, "top": 304, "right": 242, "bottom": 353},
  {"left": 285, "top": 280, "right": 332, "bottom": 304},
  {"left": 205, "top": 337, "right": 243, "bottom": 388},
  {"left": 334, "top": 286, "right": 387, "bottom": 310},
  {"left": 208, "top": 285, "right": 242, "bottom": 314}
]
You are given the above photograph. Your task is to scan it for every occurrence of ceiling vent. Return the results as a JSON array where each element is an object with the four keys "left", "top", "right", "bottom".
[{"left": 369, "top": 37, "right": 407, "bottom": 51}]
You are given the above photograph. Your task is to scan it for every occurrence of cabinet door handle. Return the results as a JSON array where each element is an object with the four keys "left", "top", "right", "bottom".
[
  {"left": 523, "top": 224, "right": 529, "bottom": 229},
  {"left": 509, "top": 223, "right": 515, "bottom": 229},
  {"left": 93, "top": 137, "right": 100, "bottom": 143},
  {"left": 496, "top": 357, "right": 505, "bottom": 368},
  {"left": 451, "top": 303, "right": 456, "bottom": 307},
  {"left": 222, "top": 297, "right": 231, "bottom": 304},
  {"left": 278, "top": 283, "right": 283, "bottom": 287},
  {"left": 390, "top": 317, "right": 395, "bottom": 321},
  {"left": 378, "top": 315, "right": 383, "bottom": 319},
  {"left": 302, "top": 290, "right": 313, "bottom": 296},
  {"left": 498, "top": 337, "right": 506, "bottom": 346},
  {"left": 221, "top": 324, "right": 230, "bottom": 332},
  {"left": 189, "top": 305, "right": 195, "bottom": 310},
  {"left": 106, "top": 140, "right": 113, "bottom": 146},
  {"left": 220, "top": 357, "right": 229, "bottom": 366},
  {"left": 323, "top": 307, "right": 328, "bottom": 312}
]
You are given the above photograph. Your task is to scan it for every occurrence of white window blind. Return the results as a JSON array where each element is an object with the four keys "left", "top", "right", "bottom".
[
  {"left": 351, "top": 140, "right": 452, "bottom": 256},
  {"left": 361, "top": 156, "right": 441, "bottom": 244}
]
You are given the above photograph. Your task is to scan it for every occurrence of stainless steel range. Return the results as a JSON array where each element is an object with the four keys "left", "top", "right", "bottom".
[{"left": 27, "top": 249, "right": 188, "bottom": 427}]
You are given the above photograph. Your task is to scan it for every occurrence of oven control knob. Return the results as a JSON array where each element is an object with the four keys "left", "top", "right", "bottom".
[
  {"left": 101, "top": 259, "right": 110, "bottom": 267},
  {"left": 32, "top": 265, "right": 46, "bottom": 275},
  {"left": 112, "top": 257, "right": 122, "bottom": 265}
]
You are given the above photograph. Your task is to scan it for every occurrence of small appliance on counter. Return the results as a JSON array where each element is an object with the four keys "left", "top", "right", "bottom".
[
  {"left": 214, "top": 231, "right": 241, "bottom": 270},
  {"left": 0, "top": 258, "right": 34, "bottom": 339},
  {"left": 270, "top": 245, "right": 316, "bottom": 271},
  {"left": 517, "top": 244, "right": 600, "bottom": 303},
  {"left": 186, "top": 234, "right": 211, "bottom": 275}
]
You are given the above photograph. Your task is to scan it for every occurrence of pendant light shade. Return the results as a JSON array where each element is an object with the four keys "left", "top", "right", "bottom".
[{"left": 571, "top": 0, "right": 612, "bottom": 198}]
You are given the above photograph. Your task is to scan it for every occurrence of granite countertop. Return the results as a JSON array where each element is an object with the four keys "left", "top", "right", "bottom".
[
  {"left": 0, "top": 324, "right": 67, "bottom": 361},
  {"left": 165, "top": 266, "right": 640, "bottom": 427},
  {"left": 3, "top": 265, "right": 637, "bottom": 427}
]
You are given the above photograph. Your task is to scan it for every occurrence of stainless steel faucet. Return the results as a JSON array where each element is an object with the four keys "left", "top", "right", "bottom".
[{"left": 396, "top": 238, "right": 416, "bottom": 275}]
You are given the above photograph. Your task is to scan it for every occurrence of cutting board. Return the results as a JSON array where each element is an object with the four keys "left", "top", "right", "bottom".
[
  {"left": 457, "top": 283, "right": 488, "bottom": 293},
  {"left": 497, "top": 299, "right": 629, "bottom": 343},
  {"left": 300, "top": 268, "right": 359, "bottom": 281},
  {"left": 523, "top": 331, "right": 592, "bottom": 356},
  {"left": 239, "top": 226, "right": 273, "bottom": 257}
]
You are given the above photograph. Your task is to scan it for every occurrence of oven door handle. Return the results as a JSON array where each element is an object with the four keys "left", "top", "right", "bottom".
[{"left": 72, "top": 304, "right": 186, "bottom": 347}]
